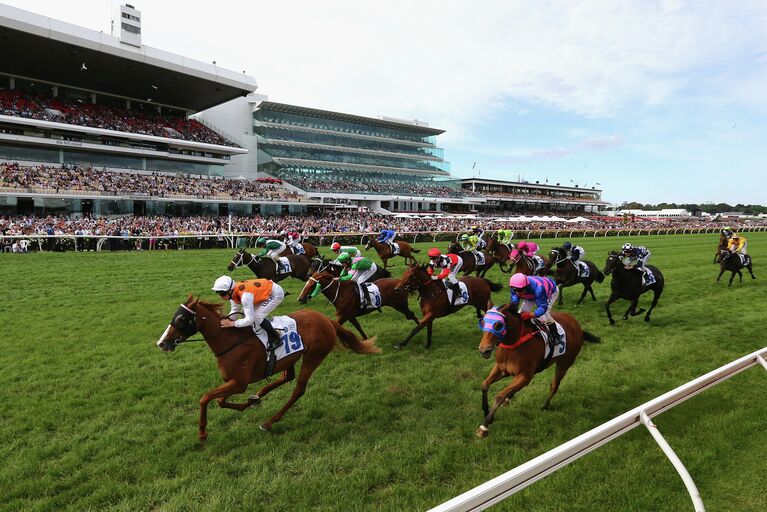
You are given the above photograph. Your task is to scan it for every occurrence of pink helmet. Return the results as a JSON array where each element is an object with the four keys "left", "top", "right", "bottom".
[
  {"left": 509, "top": 273, "right": 528, "bottom": 289},
  {"left": 517, "top": 241, "right": 528, "bottom": 250},
  {"left": 331, "top": 242, "right": 341, "bottom": 251}
]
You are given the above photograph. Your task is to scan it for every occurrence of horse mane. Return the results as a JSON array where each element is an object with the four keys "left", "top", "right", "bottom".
[{"left": 197, "top": 298, "right": 224, "bottom": 318}]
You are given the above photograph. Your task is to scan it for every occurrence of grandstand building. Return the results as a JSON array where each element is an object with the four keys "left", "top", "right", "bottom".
[
  {"left": 461, "top": 177, "right": 607, "bottom": 213},
  {"left": 0, "top": 4, "right": 319, "bottom": 217}
]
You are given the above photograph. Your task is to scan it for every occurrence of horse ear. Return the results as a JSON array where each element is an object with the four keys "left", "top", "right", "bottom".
[{"left": 238, "top": 248, "right": 245, "bottom": 254}]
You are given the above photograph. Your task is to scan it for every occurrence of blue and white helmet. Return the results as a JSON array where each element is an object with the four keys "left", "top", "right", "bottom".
[{"left": 622, "top": 243, "right": 633, "bottom": 252}]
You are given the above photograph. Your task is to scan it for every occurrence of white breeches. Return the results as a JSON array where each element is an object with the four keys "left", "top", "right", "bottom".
[
  {"left": 517, "top": 290, "right": 559, "bottom": 324},
  {"left": 253, "top": 283, "right": 285, "bottom": 325},
  {"left": 352, "top": 265, "right": 377, "bottom": 284}
]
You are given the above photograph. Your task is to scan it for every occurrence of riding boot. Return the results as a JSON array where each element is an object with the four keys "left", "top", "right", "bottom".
[
  {"left": 260, "top": 318, "right": 281, "bottom": 377},
  {"left": 361, "top": 284, "right": 371, "bottom": 308},
  {"left": 545, "top": 321, "right": 561, "bottom": 350},
  {"left": 450, "top": 281, "right": 461, "bottom": 306}
]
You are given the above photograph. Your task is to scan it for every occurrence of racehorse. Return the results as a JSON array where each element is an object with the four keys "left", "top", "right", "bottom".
[
  {"left": 447, "top": 242, "right": 499, "bottom": 277},
  {"left": 393, "top": 264, "right": 503, "bottom": 350},
  {"left": 297, "top": 270, "right": 419, "bottom": 339},
  {"left": 485, "top": 235, "right": 513, "bottom": 273},
  {"left": 364, "top": 238, "right": 420, "bottom": 268},
  {"left": 309, "top": 256, "right": 391, "bottom": 281},
  {"left": 281, "top": 241, "right": 318, "bottom": 260},
  {"left": 156, "top": 296, "right": 380, "bottom": 441},
  {"left": 714, "top": 233, "right": 729, "bottom": 264},
  {"left": 509, "top": 249, "right": 549, "bottom": 276},
  {"left": 476, "top": 307, "right": 600, "bottom": 438},
  {"left": 546, "top": 247, "right": 605, "bottom": 306},
  {"left": 603, "top": 251, "right": 664, "bottom": 325},
  {"left": 716, "top": 249, "right": 756, "bottom": 286},
  {"left": 227, "top": 249, "right": 310, "bottom": 282}
]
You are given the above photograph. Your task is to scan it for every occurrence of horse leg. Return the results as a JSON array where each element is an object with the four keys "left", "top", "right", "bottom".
[
  {"left": 738, "top": 269, "right": 743, "bottom": 283},
  {"left": 558, "top": 284, "right": 564, "bottom": 306},
  {"left": 576, "top": 284, "right": 589, "bottom": 305},
  {"left": 589, "top": 283, "right": 597, "bottom": 301},
  {"left": 605, "top": 293, "right": 620, "bottom": 326},
  {"left": 644, "top": 287, "right": 662, "bottom": 322},
  {"left": 476, "top": 365, "right": 504, "bottom": 438},
  {"left": 348, "top": 317, "right": 368, "bottom": 340},
  {"left": 217, "top": 395, "right": 261, "bottom": 411},
  {"left": 260, "top": 360, "right": 322, "bottom": 432},
  {"left": 728, "top": 270, "right": 736, "bottom": 287},
  {"left": 542, "top": 361, "right": 570, "bottom": 410},
  {"left": 623, "top": 298, "right": 640, "bottom": 320},
  {"left": 251, "top": 367, "right": 296, "bottom": 401},
  {"left": 717, "top": 267, "right": 726, "bottom": 282},
  {"left": 478, "top": 372, "right": 533, "bottom": 438},
  {"left": 425, "top": 320, "right": 434, "bottom": 349},
  {"left": 394, "top": 312, "right": 433, "bottom": 350},
  {"left": 747, "top": 264, "right": 756, "bottom": 279},
  {"left": 198, "top": 379, "right": 249, "bottom": 442}
]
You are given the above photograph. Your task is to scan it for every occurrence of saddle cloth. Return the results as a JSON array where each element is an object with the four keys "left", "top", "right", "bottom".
[
  {"left": 252, "top": 315, "right": 304, "bottom": 358},
  {"left": 536, "top": 320, "right": 567, "bottom": 359},
  {"left": 576, "top": 261, "right": 590, "bottom": 278},
  {"left": 641, "top": 268, "right": 656, "bottom": 287},
  {"left": 357, "top": 282, "right": 383, "bottom": 310},
  {"left": 445, "top": 281, "right": 470, "bottom": 306},
  {"left": 390, "top": 242, "right": 400, "bottom": 255},
  {"left": 532, "top": 255, "right": 545, "bottom": 273},
  {"left": 276, "top": 257, "right": 292, "bottom": 274},
  {"left": 738, "top": 254, "right": 751, "bottom": 266},
  {"left": 474, "top": 251, "right": 486, "bottom": 266},
  {"left": 292, "top": 244, "right": 305, "bottom": 255}
]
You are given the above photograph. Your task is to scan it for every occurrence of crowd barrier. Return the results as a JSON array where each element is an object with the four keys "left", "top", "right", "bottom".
[{"left": 1, "top": 226, "right": 766, "bottom": 252}]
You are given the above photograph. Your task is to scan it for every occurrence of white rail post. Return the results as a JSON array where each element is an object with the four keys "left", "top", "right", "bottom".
[{"left": 639, "top": 411, "right": 706, "bottom": 512}]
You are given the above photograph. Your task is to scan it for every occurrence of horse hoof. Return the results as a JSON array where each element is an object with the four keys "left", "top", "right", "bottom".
[
  {"left": 644, "top": 317, "right": 650, "bottom": 322},
  {"left": 198, "top": 433, "right": 208, "bottom": 443},
  {"left": 476, "top": 425, "right": 489, "bottom": 438},
  {"left": 248, "top": 395, "right": 261, "bottom": 405},
  {"left": 259, "top": 423, "right": 272, "bottom": 432},
  {"left": 393, "top": 343, "right": 403, "bottom": 350},
  {"left": 609, "top": 319, "right": 616, "bottom": 326}
]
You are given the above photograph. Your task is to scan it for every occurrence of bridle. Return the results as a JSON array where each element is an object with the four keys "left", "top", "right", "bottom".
[
  {"left": 303, "top": 275, "right": 341, "bottom": 304},
  {"left": 163, "top": 302, "right": 251, "bottom": 357}
]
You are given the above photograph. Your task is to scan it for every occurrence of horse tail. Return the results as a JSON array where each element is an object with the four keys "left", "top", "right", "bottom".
[
  {"left": 483, "top": 279, "right": 504, "bottom": 292},
  {"left": 332, "top": 320, "right": 381, "bottom": 354},
  {"left": 583, "top": 331, "right": 601, "bottom": 344},
  {"left": 594, "top": 268, "right": 605, "bottom": 283},
  {"left": 410, "top": 247, "right": 421, "bottom": 253}
]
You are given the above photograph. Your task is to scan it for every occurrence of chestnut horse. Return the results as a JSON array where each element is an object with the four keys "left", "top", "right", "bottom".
[
  {"left": 297, "top": 271, "right": 419, "bottom": 339},
  {"left": 509, "top": 248, "right": 549, "bottom": 276},
  {"left": 447, "top": 242, "right": 500, "bottom": 277},
  {"left": 716, "top": 249, "right": 755, "bottom": 286},
  {"left": 393, "top": 264, "right": 503, "bottom": 350},
  {"left": 603, "top": 251, "right": 664, "bottom": 325},
  {"left": 546, "top": 247, "right": 605, "bottom": 305},
  {"left": 485, "top": 235, "right": 513, "bottom": 273},
  {"left": 228, "top": 249, "right": 310, "bottom": 282},
  {"left": 476, "top": 307, "right": 600, "bottom": 437},
  {"left": 364, "top": 238, "right": 420, "bottom": 268},
  {"left": 156, "top": 296, "right": 380, "bottom": 441}
]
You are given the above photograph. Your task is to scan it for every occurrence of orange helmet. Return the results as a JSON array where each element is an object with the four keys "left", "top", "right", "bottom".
[{"left": 428, "top": 248, "right": 441, "bottom": 258}]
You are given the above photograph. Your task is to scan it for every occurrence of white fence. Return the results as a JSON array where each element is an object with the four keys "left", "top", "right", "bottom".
[{"left": 429, "top": 347, "right": 767, "bottom": 512}]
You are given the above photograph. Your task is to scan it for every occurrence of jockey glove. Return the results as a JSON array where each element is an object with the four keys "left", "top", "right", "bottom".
[{"left": 520, "top": 312, "right": 535, "bottom": 321}]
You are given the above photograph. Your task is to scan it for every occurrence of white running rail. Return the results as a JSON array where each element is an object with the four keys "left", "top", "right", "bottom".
[{"left": 429, "top": 347, "right": 767, "bottom": 512}]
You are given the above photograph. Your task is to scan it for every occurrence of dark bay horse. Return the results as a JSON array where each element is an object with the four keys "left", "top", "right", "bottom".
[
  {"left": 547, "top": 247, "right": 605, "bottom": 305},
  {"left": 393, "top": 264, "right": 503, "bottom": 350},
  {"left": 476, "top": 307, "right": 599, "bottom": 438},
  {"left": 509, "top": 249, "right": 549, "bottom": 276},
  {"left": 228, "top": 249, "right": 310, "bottom": 282},
  {"left": 281, "top": 242, "right": 318, "bottom": 260},
  {"left": 716, "top": 249, "right": 755, "bottom": 286},
  {"left": 309, "top": 256, "right": 391, "bottom": 281},
  {"left": 297, "top": 271, "right": 419, "bottom": 339},
  {"left": 365, "top": 238, "right": 420, "bottom": 268},
  {"left": 447, "top": 242, "right": 499, "bottom": 277},
  {"left": 603, "top": 252, "right": 664, "bottom": 325},
  {"left": 485, "top": 236, "right": 513, "bottom": 273},
  {"left": 156, "top": 296, "right": 380, "bottom": 441}
]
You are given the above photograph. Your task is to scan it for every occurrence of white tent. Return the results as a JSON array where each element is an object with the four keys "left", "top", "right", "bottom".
[{"left": 567, "top": 216, "right": 592, "bottom": 223}]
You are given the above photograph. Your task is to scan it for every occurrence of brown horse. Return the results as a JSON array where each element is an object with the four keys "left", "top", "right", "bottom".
[
  {"left": 509, "top": 249, "right": 549, "bottom": 276},
  {"left": 485, "top": 236, "right": 513, "bottom": 273},
  {"left": 309, "top": 256, "right": 391, "bottom": 281},
  {"left": 281, "top": 242, "right": 318, "bottom": 260},
  {"left": 447, "top": 242, "right": 500, "bottom": 277},
  {"left": 476, "top": 307, "right": 599, "bottom": 438},
  {"left": 714, "top": 233, "right": 728, "bottom": 264},
  {"left": 716, "top": 249, "right": 756, "bottom": 286},
  {"left": 297, "top": 271, "right": 419, "bottom": 339},
  {"left": 393, "top": 264, "right": 503, "bottom": 350},
  {"left": 156, "top": 296, "right": 380, "bottom": 441},
  {"left": 365, "top": 238, "right": 420, "bottom": 268},
  {"left": 228, "top": 249, "right": 310, "bottom": 282},
  {"left": 547, "top": 247, "right": 605, "bottom": 305}
]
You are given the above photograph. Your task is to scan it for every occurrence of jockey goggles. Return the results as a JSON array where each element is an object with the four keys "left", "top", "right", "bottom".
[{"left": 478, "top": 308, "right": 508, "bottom": 339}]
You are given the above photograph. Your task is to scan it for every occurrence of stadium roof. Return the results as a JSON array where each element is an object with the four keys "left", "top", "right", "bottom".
[
  {"left": 0, "top": 4, "right": 257, "bottom": 112},
  {"left": 256, "top": 101, "right": 445, "bottom": 136},
  {"left": 460, "top": 177, "right": 602, "bottom": 193}
]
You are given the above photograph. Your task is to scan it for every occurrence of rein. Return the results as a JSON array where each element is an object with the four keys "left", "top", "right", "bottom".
[{"left": 499, "top": 322, "right": 542, "bottom": 351}]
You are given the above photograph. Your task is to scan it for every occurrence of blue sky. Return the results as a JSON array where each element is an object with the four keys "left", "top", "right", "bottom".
[{"left": 7, "top": 0, "right": 767, "bottom": 205}]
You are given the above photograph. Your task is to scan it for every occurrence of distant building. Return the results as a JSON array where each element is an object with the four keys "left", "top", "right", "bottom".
[{"left": 619, "top": 209, "right": 692, "bottom": 218}]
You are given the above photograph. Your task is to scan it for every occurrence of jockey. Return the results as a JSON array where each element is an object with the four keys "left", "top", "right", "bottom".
[
  {"left": 621, "top": 243, "right": 654, "bottom": 284},
  {"left": 458, "top": 233, "right": 481, "bottom": 257},
  {"left": 514, "top": 240, "right": 539, "bottom": 259},
  {"left": 427, "top": 248, "right": 463, "bottom": 306},
  {"left": 495, "top": 229, "right": 514, "bottom": 248},
  {"left": 330, "top": 242, "right": 361, "bottom": 262},
  {"left": 470, "top": 226, "right": 487, "bottom": 250},
  {"left": 336, "top": 252, "right": 378, "bottom": 307},
  {"left": 508, "top": 273, "right": 561, "bottom": 348},
  {"left": 562, "top": 241, "right": 585, "bottom": 262},
  {"left": 727, "top": 233, "right": 748, "bottom": 258},
  {"left": 377, "top": 228, "right": 396, "bottom": 249},
  {"left": 284, "top": 230, "right": 302, "bottom": 250},
  {"left": 212, "top": 275, "right": 285, "bottom": 351},
  {"left": 255, "top": 237, "right": 286, "bottom": 264}
]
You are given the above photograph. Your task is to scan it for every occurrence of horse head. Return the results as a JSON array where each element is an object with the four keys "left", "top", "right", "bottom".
[
  {"left": 228, "top": 249, "right": 249, "bottom": 271},
  {"left": 395, "top": 263, "right": 426, "bottom": 292},
  {"left": 298, "top": 271, "right": 335, "bottom": 304},
  {"left": 603, "top": 251, "right": 621, "bottom": 275},
  {"left": 447, "top": 242, "right": 461, "bottom": 255},
  {"left": 364, "top": 238, "right": 374, "bottom": 250},
  {"left": 717, "top": 249, "right": 730, "bottom": 263},
  {"left": 477, "top": 306, "right": 520, "bottom": 359},
  {"left": 156, "top": 296, "right": 222, "bottom": 352}
]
